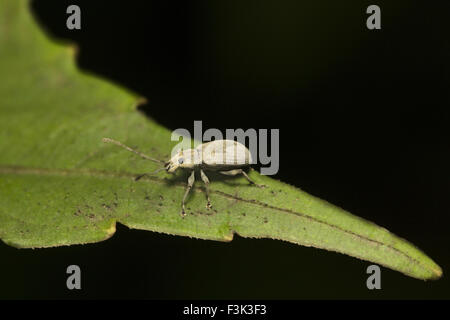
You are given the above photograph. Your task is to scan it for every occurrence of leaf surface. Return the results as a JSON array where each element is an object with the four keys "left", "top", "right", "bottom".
[{"left": 0, "top": 0, "right": 442, "bottom": 280}]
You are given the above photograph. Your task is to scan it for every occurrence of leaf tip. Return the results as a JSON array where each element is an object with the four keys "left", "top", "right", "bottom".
[
  {"left": 67, "top": 44, "right": 79, "bottom": 59},
  {"left": 430, "top": 265, "right": 443, "bottom": 280},
  {"left": 222, "top": 230, "right": 235, "bottom": 242},
  {"left": 104, "top": 221, "right": 117, "bottom": 238},
  {"left": 135, "top": 97, "right": 148, "bottom": 109}
]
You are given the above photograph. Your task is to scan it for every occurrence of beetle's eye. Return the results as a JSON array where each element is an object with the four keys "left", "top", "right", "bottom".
[{"left": 178, "top": 158, "right": 184, "bottom": 164}]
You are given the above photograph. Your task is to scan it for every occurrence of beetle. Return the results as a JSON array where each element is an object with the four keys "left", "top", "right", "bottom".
[{"left": 102, "top": 138, "right": 264, "bottom": 215}]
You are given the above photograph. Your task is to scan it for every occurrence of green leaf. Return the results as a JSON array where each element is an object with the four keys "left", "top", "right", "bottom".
[{"left": 0, "top": 0, "right": 442, "bottom": 281}]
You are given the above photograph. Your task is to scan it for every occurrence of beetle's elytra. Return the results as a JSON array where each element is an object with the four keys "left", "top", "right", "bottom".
[{"left": 103, "top": 138, "right": 264, "bottom": 215}]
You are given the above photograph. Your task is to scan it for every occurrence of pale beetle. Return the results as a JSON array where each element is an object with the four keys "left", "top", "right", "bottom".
[{"left": 102, "top": 138, "right": 265, "bottom": 215}]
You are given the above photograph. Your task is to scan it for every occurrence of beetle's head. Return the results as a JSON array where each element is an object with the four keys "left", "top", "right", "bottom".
[{"left": 165, "top": 149, "right": 197, "bottom": 173}]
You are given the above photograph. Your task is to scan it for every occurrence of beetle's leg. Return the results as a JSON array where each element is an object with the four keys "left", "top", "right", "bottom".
[
  {"left": 134, "top": 167, "right": 166, "bottom": 181},
  {"left": 241, "top": 171, "right": 266, "bottom": 188},
  {"left": 200, "top": 169, "right": 212, "bottom": 209},
  {"left": 181, "top": 170, "right": 196, "bottom": 216},
  {"left": 219, "top": 169, "right": 266, "bottom": 188}
]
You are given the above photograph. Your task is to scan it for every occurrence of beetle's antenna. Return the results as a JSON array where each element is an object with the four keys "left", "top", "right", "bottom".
[
  {"left": 102, "top": 138, "right": 164, "bottom": 164},
  {"left": 134, "top": 167, "right": 167, "bottom": 181}
]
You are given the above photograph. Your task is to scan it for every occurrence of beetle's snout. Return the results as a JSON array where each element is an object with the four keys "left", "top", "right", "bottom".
[{"left": 165, "top": 161, "right": 177, "bottom": 173}]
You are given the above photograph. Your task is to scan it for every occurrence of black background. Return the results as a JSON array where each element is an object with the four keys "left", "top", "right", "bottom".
[{"left": 1, "top": 0, "right": 449, "bottom": 299}]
